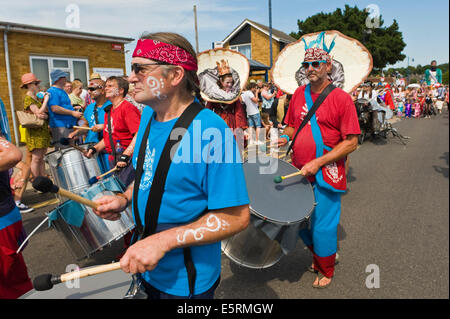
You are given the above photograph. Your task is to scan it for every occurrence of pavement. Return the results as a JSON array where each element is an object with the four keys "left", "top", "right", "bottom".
[{"left": 17, "top": 111, "right": 449, "bottom": 299}]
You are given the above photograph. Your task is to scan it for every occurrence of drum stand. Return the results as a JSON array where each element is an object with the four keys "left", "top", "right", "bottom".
[{"left": 378, "top": 122, "right": 410, "bottom": 146}]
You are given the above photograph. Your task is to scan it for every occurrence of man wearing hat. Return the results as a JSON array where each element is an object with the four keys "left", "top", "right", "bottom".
[
  {"left": 68, "top": 73, "right": 111, "bottom": 173},
  {"left": 46, "top": 69, "right": 83, "bottom": 149},
  {"left": 278, "top": 46, "right": 360, "bottom": 289}
]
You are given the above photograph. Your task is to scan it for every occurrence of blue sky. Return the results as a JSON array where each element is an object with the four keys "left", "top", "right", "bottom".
[{"left": 0, "top": 0, "right": 448, "bottom": 73}]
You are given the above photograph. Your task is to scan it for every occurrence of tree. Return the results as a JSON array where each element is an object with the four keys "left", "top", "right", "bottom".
[{"left": 290, "top": 5, "right": 406, "bottom": 71}]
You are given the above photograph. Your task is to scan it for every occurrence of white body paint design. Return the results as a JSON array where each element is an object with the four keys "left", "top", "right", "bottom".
[
  {"left": 0, "top": 138, "right": 11, "bottom": 148},
  {"left": 176, "top": 214, "right": 230, "bottom": 244},
  {"left": 146, "top": 76, "right": 167, "bottom": 100}
]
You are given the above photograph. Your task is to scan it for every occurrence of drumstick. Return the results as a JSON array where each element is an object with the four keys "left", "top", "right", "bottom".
[
  {"left": 32, "top": 176, "right": 98, "bottom": 210},
  {"left": 59, "top": 138, "right": 86, "bottom": 153},
  {"left": 33, "top": 262, "right": 121, "bottom": 291},
  {"left": 88, "top": 167, "right": 118, "bottom": 185},
  {"left": 273, "top": 170, "right": 303, "bottom": 183},
  {"left": 73, "top": 126, "right": 92, "bottom": 130}
]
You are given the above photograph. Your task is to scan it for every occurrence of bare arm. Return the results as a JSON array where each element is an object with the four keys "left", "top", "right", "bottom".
[
  {"left": 51, "top": 104, "right": 82, "bottom": 119},
  {"left": 93, "top": 182, "right": 250, "bottom": 274},
  {"left": 300, "top": 135, "right": 358, "bottom": 176},
  {"left": 0, "top": 137, "right": 23, "bottom": 171}
]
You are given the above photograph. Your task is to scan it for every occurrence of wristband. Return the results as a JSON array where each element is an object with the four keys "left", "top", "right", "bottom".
[
  {"left": 280, "top": 134, "right": 290, "bottom": 143},
  {"left": 88, "top": 146, "right": 97, "bottom": 154},
  {"left": 118, "top": 154, "right": 131, "bottom": 164},
  {"left": 114, "top": 192, "right": 129, "bottom": 207}
]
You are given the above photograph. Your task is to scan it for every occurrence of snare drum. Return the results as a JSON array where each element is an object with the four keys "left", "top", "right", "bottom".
[
  {"left": 45, "top": 146, "right": 102, "bottom": 201},
  {"left": 48, "top": 176, "right": 135, "bottom": 260},
  {"left": 222, "top": 155, "right": 315, "bottom": 269}
]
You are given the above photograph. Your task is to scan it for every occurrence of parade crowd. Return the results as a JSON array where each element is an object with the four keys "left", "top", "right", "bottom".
[{"left": 0, "top": 31, "right": 447, "bottom": 299}]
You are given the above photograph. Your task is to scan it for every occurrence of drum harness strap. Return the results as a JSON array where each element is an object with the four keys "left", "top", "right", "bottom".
[
  {"left": 131, "top": 101, "right": 204, "bottom": 298},
  {"left": 93, "top": 104, "right": 102, "bottom": 143},
  {"left": 285, "top": 84, "right": 336, "bottom": 156},
  {"left": 104, "top": 104, "right": 118, "bottom": 166}
]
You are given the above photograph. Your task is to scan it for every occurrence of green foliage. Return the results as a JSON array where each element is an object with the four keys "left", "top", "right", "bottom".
[{"left": 290, "top": 5, "right": 406, "bottom": 70}]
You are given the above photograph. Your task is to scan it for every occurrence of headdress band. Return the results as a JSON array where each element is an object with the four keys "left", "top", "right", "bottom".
[{"left": 132, "top": 39, "right": 198, "bottom": 71}]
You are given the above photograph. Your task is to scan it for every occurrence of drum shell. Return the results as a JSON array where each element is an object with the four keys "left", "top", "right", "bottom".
[
  {"left": 221, "top": 212, "right": 284, "bottom": 269},
  {"left": 45, "top": 144, "right": 101, "bottom": 202},
  {"left": 49, "top": 177, "right": 135, "bottom": 260},
  {"left": 221, "top": 156, "right": 314, "bottom": 269}
]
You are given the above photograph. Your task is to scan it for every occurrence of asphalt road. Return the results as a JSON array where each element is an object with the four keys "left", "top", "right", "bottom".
[{"left": 19, "top": 111, "right": 449, "bottom": 299}]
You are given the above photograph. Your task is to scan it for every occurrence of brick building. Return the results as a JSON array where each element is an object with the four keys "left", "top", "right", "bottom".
[
  {"left": 0, "top": 21, "right": 133, "bottom": 144},
  {"left": 219, "top": 19, "right": 296, "bottom": 81}
]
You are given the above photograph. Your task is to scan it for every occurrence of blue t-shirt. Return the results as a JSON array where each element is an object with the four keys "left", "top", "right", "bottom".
[
  {"left": 83, "top": 100, "right": 111, "bottom": 143},
  {"left": 47, "top": 86, "right": 76, "bottom": 128},
  {"left": 132, "top": 106, "right": 249, "bottom": 296}
]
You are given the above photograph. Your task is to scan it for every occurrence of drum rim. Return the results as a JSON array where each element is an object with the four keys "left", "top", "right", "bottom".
[{"left": 244, "top": 156, "right": 315, "bottom": 225}]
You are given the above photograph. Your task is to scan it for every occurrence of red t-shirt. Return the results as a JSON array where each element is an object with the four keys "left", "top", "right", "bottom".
[
  {"left": 103, "top": 100, "right": 141, "bottom": 154},
  {"left": 284, "top": 85, "right": 360, "bottom": 171}
]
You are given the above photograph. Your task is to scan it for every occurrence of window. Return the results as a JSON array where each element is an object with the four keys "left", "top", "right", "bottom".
[
  {"left": 230, "top": 44, "right": 251, "bottom": 60},
  {"left": 30, "top": 56, "right": 89, "bottom": 90}
]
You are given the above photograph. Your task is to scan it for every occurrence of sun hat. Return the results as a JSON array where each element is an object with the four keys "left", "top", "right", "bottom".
[
  {"left": 197, "top": 48, "right": 250, "bottom": 104},
  {"left": 89, "top": 72, "right": 102, "bottom": 81},
  {"left": 272, "top": 30, "right": 373, "bottom": 94},
  {"left": 50, "top": 69, "right": 67, "bottom": 84},
  {"left": 20, "top": 73, "right": 40, "bottom": 88}
]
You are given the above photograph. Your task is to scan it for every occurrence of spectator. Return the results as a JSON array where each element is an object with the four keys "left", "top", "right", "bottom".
[
  {"left": 9, "top": 161, "right": 33, "bottom": 213},
  {"left": 435, "top": 97, "right": 444, "bottom": 115},
  {"left": 64, "top": 81, "right": 73, "bottom": 95},
  {"left": 20, "top": 73, "right": 51, "bottom": 181},
  {"left": 241, "top": 82, "right": 263, "bottom": 145},
  {"left": 46, "top": 69, "right": 83, "bottom": 149},
  {"left": 69, "top": 79, "right": 86, "bottom": 111}
]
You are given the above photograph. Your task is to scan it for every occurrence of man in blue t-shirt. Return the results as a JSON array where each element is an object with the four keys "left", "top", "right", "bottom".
[
  {"left": 46, "top": 69, "right": 83, "bottom": 149},
  {"left": 68, "top": 76, "right": 111, "bottom": 173},
  {"left": 93, "top": 33, "right": 250, "bottom": 299}
]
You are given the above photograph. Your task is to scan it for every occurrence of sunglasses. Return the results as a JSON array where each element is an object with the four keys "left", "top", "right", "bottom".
[
  {"left": 131, "top": 62, "right": 169, "bottom": 74},
  {"left": 301, "top": 60, "right": 328, "bottom": 70},
  {"left": 88, "top": 86, "right": 103, "bottom": 91}
]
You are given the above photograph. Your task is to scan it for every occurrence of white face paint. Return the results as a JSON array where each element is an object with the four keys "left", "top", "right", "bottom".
[
  {"left": 110, "top": 87, "right": 120, "bottom": 97},
  {"left": 0, "top": 138, "right": 10, "bottom": 149},
  {"left": 176, "top": 214, "right": 230, "bottom": 244},
  {"left": 146, "top": 76, "right": 167, "bottom": 101}
]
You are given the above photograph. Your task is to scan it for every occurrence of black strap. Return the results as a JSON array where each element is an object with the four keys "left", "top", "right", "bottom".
[
  {"left": 285, "top": 84, "right": 336, "bottom": 156},
  {"left": 105, "top": 105, "right": 117, "bottom": 165},
  {"left": 93, "top": 104, "right": 102, "bottom": 142},
  {"left": 132, "top": 101, "right": 204, "bottom": 297}
]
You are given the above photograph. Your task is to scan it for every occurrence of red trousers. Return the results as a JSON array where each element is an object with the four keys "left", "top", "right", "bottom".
[{"left": 0, "top": 220, "right": 33, "bottom": 299}]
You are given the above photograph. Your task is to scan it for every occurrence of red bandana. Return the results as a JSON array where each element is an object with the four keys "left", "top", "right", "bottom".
[{"left": 132, "top": 39, "right": 198, "bottom": 71}]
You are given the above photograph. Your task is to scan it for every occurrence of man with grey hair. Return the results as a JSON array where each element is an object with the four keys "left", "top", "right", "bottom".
[{"left": 46, "top": 69, "right": 83, "bottom": 149}]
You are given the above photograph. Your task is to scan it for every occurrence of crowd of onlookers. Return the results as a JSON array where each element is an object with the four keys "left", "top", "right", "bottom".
[{"left": 352, "top": 82, "right": 449, "bottom": 119}]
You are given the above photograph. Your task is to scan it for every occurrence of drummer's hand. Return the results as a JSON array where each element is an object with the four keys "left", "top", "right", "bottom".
[
  {"left": 85, "top": 149, "right": 94, "bottom": 158},
  {"left": 120, "top": 233, "right": 169, "bottom": 274},
  {"left": 68, "top": 131, "right": 76, "bottom": 139},
  {"left": 91, "top": 124, "right": 104, "bottom": 132},
  {"left": 277, "top": 137, "right": 288, "bottom": 147},
  {"left": 93, "top": 195, "right": 126, "bottom": 220},
  {"left": 300, "top": 159, "right": 321, "bottom": 177}
]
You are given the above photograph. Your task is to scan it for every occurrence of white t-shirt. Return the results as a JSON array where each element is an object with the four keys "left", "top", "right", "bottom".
[{"left": 241, "top": 90, "right": 260, "bottom": 116}]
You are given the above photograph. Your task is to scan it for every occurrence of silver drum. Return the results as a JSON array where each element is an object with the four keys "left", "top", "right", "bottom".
[
  {"left": 45, "top": 145, "right": 101, "bottom": 200},
  {"left": 222, "top": 155, "right": 315, "bottom": 269},
  {"left": 48, "top": 176, "right": 135, "bottom": 260}
]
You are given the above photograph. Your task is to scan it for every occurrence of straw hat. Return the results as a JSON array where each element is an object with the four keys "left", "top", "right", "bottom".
[
  {"left": 20, "top": 73, "right": 40, "bottom": 88},
  {"left": 197, "top": 48, "right": 250, "bottom": 104},
  {"left": 272, "top": 30, "right": 373, "bottom": 94},
  {"left": 89, "top": 72, "right": 102, "bottom": 81}
]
